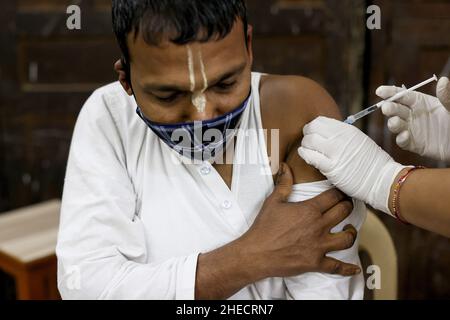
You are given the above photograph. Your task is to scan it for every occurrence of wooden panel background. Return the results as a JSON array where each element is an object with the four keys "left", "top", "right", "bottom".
[{"left": 0, "top": 0, "right": 448, "bottom": 299}]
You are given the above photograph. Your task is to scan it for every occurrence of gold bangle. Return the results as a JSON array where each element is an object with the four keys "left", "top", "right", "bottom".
[{"left": 392, "top": 166, "right": 426, "bottom": 224}]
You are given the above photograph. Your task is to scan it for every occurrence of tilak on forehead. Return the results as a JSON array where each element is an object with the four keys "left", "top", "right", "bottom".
[{"left": 187, "top": 45, "right": 208, "bottom": 113}]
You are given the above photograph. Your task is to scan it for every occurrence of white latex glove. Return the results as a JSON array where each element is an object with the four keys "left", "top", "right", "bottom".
[
  {"left": 377, "top": 77, "right": 450, "bottom": 161},
  {"left": 298, "top": 116, "right": 407, "bottom": 216},
  {"left": 437, "top": 76, "right": 450, "bottom": 111}
]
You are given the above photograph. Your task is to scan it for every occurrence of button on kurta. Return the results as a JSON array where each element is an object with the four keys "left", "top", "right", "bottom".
[
  {"left": 222, "top": 200, "right": 232, "bottom": 209},
  {"left": 200, "top": 166, "right": 211, "bottom": 175}
]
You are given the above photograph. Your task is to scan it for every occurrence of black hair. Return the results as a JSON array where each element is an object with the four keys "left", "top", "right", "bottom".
[{"left": 112, "top": 0, "right": 248, "bottom": 82}]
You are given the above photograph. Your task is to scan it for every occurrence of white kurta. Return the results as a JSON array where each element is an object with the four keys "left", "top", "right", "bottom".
[{"left": 56, "top": 72, "right": 366, "bottom": 300}]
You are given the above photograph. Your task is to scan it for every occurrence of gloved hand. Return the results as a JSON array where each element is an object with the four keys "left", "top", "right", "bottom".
[
  {"left": 437, "top": 76, "right": 450, "bottom": 111},
  {"left": 377, "top": 77, "right": 450, "bottom": 161},
  {"left": 298, "top": 117, "right": 407, "bottom": 215}
]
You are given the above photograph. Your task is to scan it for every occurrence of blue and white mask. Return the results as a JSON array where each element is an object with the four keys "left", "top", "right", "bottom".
[{"left": 135, "top": 94, "right": 251, "bottom": 162}]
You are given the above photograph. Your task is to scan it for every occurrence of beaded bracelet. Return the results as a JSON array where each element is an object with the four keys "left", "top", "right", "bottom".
[{"left": 392, "top": 166, "right": 426, "bottom": 224}]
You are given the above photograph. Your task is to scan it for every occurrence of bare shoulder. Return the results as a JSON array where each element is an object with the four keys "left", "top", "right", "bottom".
[
  {"left": 260, "top": 74, "right": 342, "bottom": 124},
  {"left": 259, "top": 74, "right": 342, "bottom": 184}
]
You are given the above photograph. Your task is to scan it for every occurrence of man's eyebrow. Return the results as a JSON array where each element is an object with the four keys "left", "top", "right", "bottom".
[
  {"left": 142, "top": 62, "right": 247, "bottom": 93},
  {"left": 142, "top": 83, "right": 186, "bottom": 93},
  {"left": 208, "top": 62, "right": 247, "bottom": 87}
]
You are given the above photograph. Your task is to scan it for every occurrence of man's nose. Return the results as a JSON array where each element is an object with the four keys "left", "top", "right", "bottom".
[{"left": 187, "top": 99, "right": 220, "bottom": 122}]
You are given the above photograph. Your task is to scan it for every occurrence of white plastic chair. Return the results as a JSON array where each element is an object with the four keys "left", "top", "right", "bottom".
[{"left": 359, "top": 208, "right": 398, "bottom": 300}]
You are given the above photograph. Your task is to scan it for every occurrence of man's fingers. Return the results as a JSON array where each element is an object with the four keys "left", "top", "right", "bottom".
[
  {"left": 325, "top": 224, "right": 358, "bottom": 252},
  {"left": 322, "top": 200, "right": 354, "bottom": 230},
  {"left": 396, "top": 130, "right": 411, "bottom": 149},
  {"left": 381, "top": 101, "right": 411, "bottom": 120},
  {"left": 303, "top": 188, "right": 346, "bottom": 214},
  {"left": 272, "top": 162, "right": 294, "bottom": 202},
  {"left": 387, "top": 116, "right": 408, "bottom": 134},
  {"left": 320, "top": 257, "right": 361, "bottom": 276}
]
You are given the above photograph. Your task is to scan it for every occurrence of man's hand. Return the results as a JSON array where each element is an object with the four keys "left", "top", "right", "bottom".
[
  {"left": 377, "top": 77, "right": 450, "bottom": 161},
  {"left": 238, "top": 162, "right": 360, "bottom": 279},
  {"left": 195, "top": 162, "right": 361, "bottom": 299},
  {"left": 298, "top": 117, "right": 406, "bottom": 215}
]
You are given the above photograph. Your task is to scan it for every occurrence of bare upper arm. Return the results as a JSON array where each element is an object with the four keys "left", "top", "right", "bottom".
[
  {"left": 260, "top": 75, "right": 342, "bottom": 184},
  {"left": 287, "top": 76, "right": 342, "bottom": 184}
]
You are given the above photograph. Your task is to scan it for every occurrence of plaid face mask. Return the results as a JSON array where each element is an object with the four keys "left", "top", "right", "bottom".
[{"left": 135, "top": 93, "right": 251, "bottom": 162}]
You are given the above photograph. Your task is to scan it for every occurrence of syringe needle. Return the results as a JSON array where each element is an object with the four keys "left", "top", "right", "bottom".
[{"left": 344, "top": 74, "right": 438, "bottom": 125}]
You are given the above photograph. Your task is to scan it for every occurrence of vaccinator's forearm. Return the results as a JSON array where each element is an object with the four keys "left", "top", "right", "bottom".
[{"left": 389, "top": 168, "right": 450, "bottom": 238}]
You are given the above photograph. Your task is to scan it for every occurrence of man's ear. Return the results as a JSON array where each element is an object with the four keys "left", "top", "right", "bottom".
[
  {"left": 246, "top": 24, "right": 254, "bottom": 66},
  {"left": 114, "top": 59, "right": 133, "bottom": 96}
]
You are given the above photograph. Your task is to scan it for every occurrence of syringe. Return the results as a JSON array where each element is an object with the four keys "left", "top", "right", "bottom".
[{"left": 344, "top": 74, "right": 438, "bottom": 125}]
